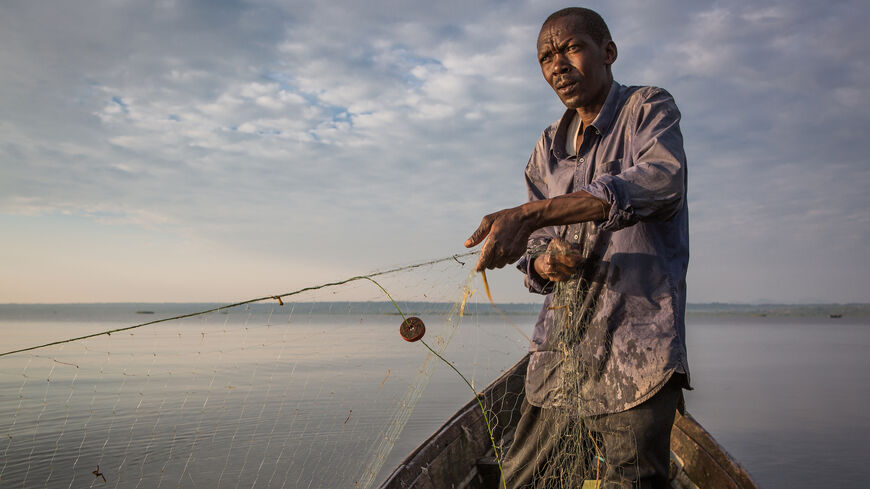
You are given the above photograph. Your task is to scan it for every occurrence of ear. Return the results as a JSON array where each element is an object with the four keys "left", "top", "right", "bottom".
[{"left": 604, "top": 40, "right": 617, "bottom": 66}]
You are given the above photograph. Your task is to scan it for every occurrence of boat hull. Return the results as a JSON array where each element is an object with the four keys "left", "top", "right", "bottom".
[{"left": 379, "top": 355, "right": 758, "bottom": 489}]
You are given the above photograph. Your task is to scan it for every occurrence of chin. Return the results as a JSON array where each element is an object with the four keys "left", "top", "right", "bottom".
[
  {"left": 558, "top": 93, "right": 585, "bottom": 109},
  {"left": 560, "top": 98, "right": 582, "bottom": 109}
]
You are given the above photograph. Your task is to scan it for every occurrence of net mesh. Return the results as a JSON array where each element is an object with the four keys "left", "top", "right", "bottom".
[
  {"left": 504, "top": 277, "right": 614, "bottom": 488},
  {"left": 0, "top": 254, "right": 536, "bottom": 489},
  {"left": 1, "top": 250, "right": 667, "bottom": 489},
  {"left": 491, "top": 245, "right": 673, "bottom": 489}
]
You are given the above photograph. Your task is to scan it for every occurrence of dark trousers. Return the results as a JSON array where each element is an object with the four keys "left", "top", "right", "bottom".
[{"left": 501, "top": 375, "right": 683, "bottom": 489}]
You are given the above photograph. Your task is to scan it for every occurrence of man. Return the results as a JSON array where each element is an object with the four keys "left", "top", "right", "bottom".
[{"left": 464, "top": 7, "right": 689, "bottom": 489}]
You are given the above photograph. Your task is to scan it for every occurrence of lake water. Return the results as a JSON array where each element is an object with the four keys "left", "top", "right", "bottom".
[
  {"left": 682, "top": 315, "right": 870, "bottom": 489},
  {"left": 1, "top": 304, "right": 868, "bottom": 488}
]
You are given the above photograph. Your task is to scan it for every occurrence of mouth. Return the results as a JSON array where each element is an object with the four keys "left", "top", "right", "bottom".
[{"left": 555, "top": 79, "right": 578, "bottom": 94}]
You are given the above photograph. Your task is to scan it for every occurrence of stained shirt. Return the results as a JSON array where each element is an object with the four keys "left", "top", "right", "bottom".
[{"left": 515, "top": 81, "right": 690, "bottom": 416}]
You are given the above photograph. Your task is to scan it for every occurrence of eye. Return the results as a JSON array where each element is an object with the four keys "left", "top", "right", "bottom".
[{"left": 567, "top": 44, "right": 580, "bottom": 53}]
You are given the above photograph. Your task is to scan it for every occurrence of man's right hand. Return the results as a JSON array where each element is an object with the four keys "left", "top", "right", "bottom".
[{"left": 533, "top": 238, "right": 582, "bottom": 282}]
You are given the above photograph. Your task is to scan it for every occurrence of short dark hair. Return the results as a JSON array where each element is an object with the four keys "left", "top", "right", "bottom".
[{"left": 543, "top": 7, "right": 612, "bottom": 45}]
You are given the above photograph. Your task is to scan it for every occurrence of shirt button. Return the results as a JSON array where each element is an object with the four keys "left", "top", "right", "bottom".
[
  {"left": 578, "top": 157, "right": 585, "bottom": 163},
  {"left": 573, "top": 234, "right": 579, "bottom": 240}
]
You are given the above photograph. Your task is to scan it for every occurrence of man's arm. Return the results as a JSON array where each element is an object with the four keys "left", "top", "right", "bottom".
[
  {"left": 464, "top": 191, "right": 608, "bottom": 271},
  {"left": 466, "top": 88, "right": 685, "bottom": 272},
  {"left": 580, "top": 88, "right": 686, "bottom": 231}
]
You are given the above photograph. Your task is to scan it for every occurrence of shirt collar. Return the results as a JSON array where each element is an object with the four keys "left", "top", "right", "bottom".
[
  {"left": 551, "top": 80, "right": 622, "bottom": 160},
  {"left": 591, "top": 80, "right": 621, "bottom": 135}
]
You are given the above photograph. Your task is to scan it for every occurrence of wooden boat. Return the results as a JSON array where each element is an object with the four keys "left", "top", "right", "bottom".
[{"left": 379, "top": 355, "right": 758, "bottom": 489}]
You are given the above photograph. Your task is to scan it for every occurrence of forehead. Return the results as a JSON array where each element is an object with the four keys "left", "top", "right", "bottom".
[{"left": 537, "top": 16, "right": 593, "bottom": 50}]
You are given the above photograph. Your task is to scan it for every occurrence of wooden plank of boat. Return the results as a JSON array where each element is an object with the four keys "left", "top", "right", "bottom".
[{"left": 378, "top": 354, "right": 759, "bottom": 489}]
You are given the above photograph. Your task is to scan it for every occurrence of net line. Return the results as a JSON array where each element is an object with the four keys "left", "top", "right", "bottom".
[
  {"left": 0, "top": 252, "right": 478, "bottom": 358},
  {"left": 0, "top": 239, "right": 689, "bottom": 488},
  {"left": 1, "top": 248, "right": 543, "bottom": 489},
  {"left": 354, "top": 270, "right": 476, "bottom": 488}
]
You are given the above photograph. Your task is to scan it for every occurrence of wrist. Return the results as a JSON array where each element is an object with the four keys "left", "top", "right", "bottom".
[{"left": 517, "top": 201, "right": 545, "bottom": 230}]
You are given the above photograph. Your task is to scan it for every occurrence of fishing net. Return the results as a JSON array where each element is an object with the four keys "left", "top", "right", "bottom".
[
  {"left": 0, "top": 253, "right": 538, "bottom": 489},
  {"left": 495, "top": 276, "right": 617, "bottom": 489},
  {"left": 486, "top": 236, "right": 683, "bottom": 489},
  {"left": 1, "top": 244, "right": 678, "bottom": 489}
]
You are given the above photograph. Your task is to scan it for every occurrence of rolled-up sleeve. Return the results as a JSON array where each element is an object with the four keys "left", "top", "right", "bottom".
[{"left": 581, "top": 88, "right": 686, "bottom": 231}]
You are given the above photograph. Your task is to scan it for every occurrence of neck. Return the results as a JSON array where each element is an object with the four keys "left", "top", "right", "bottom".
[{"left": 574, "top": 79, "right": 612, "bottom": 127}]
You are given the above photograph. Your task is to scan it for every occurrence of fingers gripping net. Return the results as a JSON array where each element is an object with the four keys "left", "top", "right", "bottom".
[{"left": 0, "top": 254, "right": 534, "bottom": 489}]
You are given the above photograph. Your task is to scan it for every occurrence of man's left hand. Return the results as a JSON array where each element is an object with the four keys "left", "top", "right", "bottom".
[
  {"left": 464, "top": 206, "right": 535, "bottom": 271},
  {"left": 534, "top": 238, "right": 582, "bottom": 281}
]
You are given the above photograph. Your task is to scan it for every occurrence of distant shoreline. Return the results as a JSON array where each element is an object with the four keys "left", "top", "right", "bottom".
[
  {"left": 1, "top": 302, "right": 869, "bottom": 318},
  {"left": 684, "top": 302, "right": 870, "bottom": 318}
]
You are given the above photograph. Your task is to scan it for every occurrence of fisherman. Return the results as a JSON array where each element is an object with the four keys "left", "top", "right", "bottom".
[{"left": 464, "top": 7, "right": 690, "bottom": 489}]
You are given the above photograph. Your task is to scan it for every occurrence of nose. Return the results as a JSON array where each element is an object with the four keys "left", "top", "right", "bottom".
[{"left": 551, "top": 52, "right": 571, "bottom": 75}]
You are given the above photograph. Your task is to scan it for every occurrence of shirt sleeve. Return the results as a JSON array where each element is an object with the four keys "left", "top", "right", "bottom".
[
  {"left": 517, "top": 231, "right": 556, "bottom": 294},
  {"left": 581, "top": 88, "right": 687, "bottom": 231},
  {"left": 517, "top": 134, "right": 558, "bottom": 295}
]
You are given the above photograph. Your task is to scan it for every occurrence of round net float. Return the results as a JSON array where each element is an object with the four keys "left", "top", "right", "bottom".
[{"left": 399, "top": 317, "right": 426, "bottom": 342}]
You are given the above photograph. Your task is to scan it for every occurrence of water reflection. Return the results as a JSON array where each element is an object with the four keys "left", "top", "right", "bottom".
[
  {"left": 1, "top": 308, "right": 532, "bottom": 488},
  {"left": 2, "top": 309, "right": 868, "bottom": 488}
]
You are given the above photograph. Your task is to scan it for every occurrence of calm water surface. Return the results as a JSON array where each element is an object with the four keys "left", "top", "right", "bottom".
[
  {"left": 683, "top": 315, "right": 870, "bottom": 489},
  {"left": 1, "top": 305, "right": 867, "bottom": 488}
]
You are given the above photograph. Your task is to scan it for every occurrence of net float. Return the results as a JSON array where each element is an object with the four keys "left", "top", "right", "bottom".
[{"left": 399, "top": 317, "right": 425, "bottom": 342}]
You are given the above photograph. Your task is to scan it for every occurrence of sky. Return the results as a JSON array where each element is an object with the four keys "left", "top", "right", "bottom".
[{"left": 1, "top": 0, "right": 868, "bottom": 304}]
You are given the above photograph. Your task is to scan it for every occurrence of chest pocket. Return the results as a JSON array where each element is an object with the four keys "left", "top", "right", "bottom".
[{"left": 593, "top": 158, "right": 622, "bottom": 179}]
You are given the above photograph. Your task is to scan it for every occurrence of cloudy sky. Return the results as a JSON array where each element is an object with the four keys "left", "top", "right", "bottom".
[{"left": 1, "top": 0, "right": 867, "bottom": 303}]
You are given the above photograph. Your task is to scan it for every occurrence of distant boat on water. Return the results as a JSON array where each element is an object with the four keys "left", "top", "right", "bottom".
[
  {"left": 135, "top": 310, "right": 155, "bottom": 314},
  {"left": 830, "top": 314, "right": 843, "bottom": 318}
]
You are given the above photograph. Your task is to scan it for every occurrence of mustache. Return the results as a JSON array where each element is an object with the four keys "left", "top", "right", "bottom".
[{"left": 553, "top": 76, "right": 581, "bottom": 88}]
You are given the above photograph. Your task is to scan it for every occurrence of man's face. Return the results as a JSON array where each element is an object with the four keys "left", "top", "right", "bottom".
[{"left": 537, "top": 16, "right": 616, "bottom": 110}]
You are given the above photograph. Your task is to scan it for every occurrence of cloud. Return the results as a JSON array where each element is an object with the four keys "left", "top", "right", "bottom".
[{"left": 1, "top": 0, "right": 868, "bottom": 302}]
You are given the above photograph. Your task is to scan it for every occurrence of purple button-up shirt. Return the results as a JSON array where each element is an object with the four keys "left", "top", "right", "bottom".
[{"left": 516, "top": 81, "right": 690, "bottom": 416}]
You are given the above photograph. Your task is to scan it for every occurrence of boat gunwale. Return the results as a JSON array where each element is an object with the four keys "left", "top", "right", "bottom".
[{"left": 378, "top": 354, "right": 759, "bottom": 489}]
